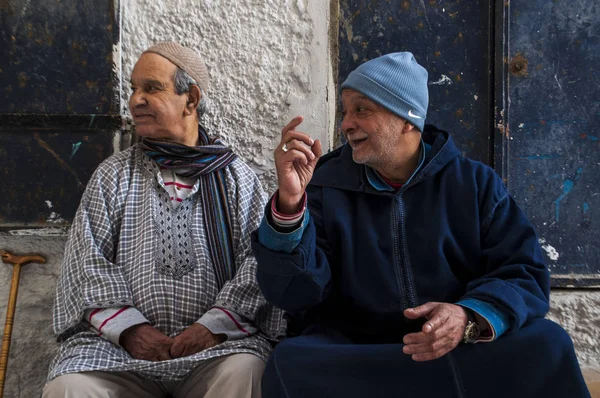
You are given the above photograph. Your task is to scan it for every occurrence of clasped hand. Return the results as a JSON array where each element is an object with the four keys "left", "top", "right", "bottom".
[{"left": 120, "top": 323, "right": 225, "bottom": 361}]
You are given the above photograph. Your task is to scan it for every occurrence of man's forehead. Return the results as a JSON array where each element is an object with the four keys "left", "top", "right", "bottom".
[{"left": 131, "top": 53, "right": 176, "bottom": 81}]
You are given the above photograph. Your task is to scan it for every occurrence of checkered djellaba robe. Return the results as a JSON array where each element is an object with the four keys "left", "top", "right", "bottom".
[{"left": 48, "top": 145, "right": 286, "bottom": 382}]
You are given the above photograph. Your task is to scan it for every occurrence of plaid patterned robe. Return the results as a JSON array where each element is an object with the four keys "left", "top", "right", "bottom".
[{"left": 47, "top": 145, "right": 286, "bottom": 382}]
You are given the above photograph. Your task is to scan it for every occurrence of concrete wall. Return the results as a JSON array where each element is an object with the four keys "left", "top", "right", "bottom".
[
  {"left": 0, "top": 236, "right": 64, "bottom": 398},
  {"left": 0, "top": 1, "right": 597, "bottom": 397},
  {"left": 549, "top": 292, "right": 600, "bottom": 370}
]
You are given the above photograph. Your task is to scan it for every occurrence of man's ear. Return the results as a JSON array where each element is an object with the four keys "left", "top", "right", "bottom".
[
  {"left": 184, "top": 85, "right": 201, "bottom": 116},
  {"left": 403, "top": 121, "right": 416, "bottom": 134}
]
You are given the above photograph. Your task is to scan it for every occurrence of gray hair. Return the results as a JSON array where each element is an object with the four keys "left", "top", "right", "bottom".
[{"left": 174, "top": 67, "right": 208, "bottom": 118}]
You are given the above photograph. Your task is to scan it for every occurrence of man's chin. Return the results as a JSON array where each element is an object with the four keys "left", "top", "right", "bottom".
[
  {"left": 351, "top": 150, "right": 371, "bottom": 166},
  {"left": 134, "top": 129, "right": 179, "bottom": 144},
  {"left": 133, "top": 126, "right": 155, "bottom": 137}
]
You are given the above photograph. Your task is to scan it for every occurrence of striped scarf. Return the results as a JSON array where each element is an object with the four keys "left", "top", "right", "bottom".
[{"left": 140, "top": 126, "right": 238, "bottom": 287}]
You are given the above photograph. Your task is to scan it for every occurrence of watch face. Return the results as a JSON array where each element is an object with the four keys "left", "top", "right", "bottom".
[{"left": 464, "top": 321, "right": 481, "bottom": 343}]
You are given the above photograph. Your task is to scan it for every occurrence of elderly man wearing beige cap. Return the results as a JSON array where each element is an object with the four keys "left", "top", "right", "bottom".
[{"left": 42, "top": 42, "right": 285, "bottom": 398}]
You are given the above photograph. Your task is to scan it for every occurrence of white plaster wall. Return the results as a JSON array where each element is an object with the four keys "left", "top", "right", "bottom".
[{"left": 121, "top": 0, "right": 334, "bottom": 192}]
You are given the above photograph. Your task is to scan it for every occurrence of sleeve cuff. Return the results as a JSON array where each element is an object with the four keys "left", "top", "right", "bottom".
[
  {"left": 85, "top": 307, "right": 150, "bottom": 347},
  {"left": 457, "top": 299, "right": 510, "bottom": 342},
  {"left": 258, "top": 204, "right": 311, "bottom": 254},
  {"left": 197, "top": 307, "right": 258, "bottom": 341},
  {"left": 271, "top": 191, "right": 307, "bottom": 228}
]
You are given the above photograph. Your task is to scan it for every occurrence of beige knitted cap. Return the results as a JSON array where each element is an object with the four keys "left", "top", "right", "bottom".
[{"left": 143, "top": 42, "right": 209, "bottom": 93}]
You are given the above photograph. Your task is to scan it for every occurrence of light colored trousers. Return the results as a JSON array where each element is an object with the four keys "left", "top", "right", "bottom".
[{"left": 42, "top": 353, "right": 264, "bottom": 398}]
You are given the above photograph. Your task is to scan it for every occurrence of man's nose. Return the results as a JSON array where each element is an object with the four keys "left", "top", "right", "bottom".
[
  {"left": 340, "top": 114, "right": 355, "bottom": 134},
  {"left": 129, "top": 89, "right": 146, "bottom": 108}
]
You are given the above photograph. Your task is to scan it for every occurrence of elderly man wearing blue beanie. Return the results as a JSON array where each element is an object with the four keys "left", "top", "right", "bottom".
[{"left": 251, "top": 53, "right": 590, "bottom": 398}]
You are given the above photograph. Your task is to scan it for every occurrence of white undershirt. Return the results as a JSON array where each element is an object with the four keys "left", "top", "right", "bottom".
[{"left": 160, "top": 169, "right": 197, "bottom": 207}]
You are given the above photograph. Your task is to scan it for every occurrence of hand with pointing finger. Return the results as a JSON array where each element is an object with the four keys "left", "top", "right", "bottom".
[
  {"left": 276, "top": 116, "right": 322, "bottom": 214},
  {"left": 402, "top": 302, "right": 468, "bottom": 361}
]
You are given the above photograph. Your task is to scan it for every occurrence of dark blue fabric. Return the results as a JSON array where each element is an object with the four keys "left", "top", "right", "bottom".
[
  {"left": 251, "top": 125, "right": 589, "bottom": 396},
  {"left": 262, "top": 319, "right": 590, "bottom": 398},
  {"left": 253, "top": 126, "right": 549, "bottom": 339}
]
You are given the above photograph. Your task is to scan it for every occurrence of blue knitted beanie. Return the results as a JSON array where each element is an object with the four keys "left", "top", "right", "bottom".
[{"left": 341, "top": 52, "right": 429, "bottom": 132}]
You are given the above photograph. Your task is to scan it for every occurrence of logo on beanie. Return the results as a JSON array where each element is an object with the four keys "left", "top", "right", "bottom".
[{"left": 408, "top": 110, "right": 422, "bottom": 119}]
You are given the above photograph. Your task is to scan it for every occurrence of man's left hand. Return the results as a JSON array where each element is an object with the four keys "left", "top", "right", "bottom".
[
  {"left": 402, "top": 302, "right": 468, "bottom": 362},
  {"left": 169, "top": 323, "right": 226, "bottom": 358}
]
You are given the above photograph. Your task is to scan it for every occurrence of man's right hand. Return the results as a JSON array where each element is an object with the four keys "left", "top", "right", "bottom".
[
  {"left": 119, "top": 323, "right": 174, "bottom": 361},
  {"left": 275, "top": 116, "right": 322, "bottom": 214}
]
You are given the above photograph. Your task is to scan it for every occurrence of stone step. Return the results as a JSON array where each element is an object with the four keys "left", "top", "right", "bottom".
[{"left": 584, "top": 369, "right": 600, "bottom": 398}]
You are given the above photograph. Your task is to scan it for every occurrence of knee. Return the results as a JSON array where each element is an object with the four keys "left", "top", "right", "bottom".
[
  {"left": 262, "top": 349, "right": 290, "bottom": 398},
  {"left": 263, "top": 339, "right": 305, "bottom": 384},
  {"left": 271, "top": 337, "right": 304, "bottom": 361},
  {"left": 219, "top": 354, "right": 266, "bottom": 380},
  {"left": 536, "top": 319, "right": 573, "bottom": 346},
  {"left": 42, "top": 373, "right": 89, "bottom": 397},
  {"left": 519, "top": 319, "right": 576, "bottom": 360}
]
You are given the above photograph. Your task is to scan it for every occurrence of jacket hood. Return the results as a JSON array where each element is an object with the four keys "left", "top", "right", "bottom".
[{"left": 310, "top": 124, "right": 461, "bottom": 192}]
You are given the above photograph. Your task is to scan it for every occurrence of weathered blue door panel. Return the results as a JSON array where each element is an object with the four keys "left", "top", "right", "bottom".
[
  {"left": 0, "top": 0, "right": 119, "bottom": 229},
  {"left": 339, "top": 0, "right": 492, "bottom": 164},
  {"left": 0, "top": 0, "right": 118, "bottom": 114},
  {"left": 0, "top": 117, "right": 117, "bottom": 227},
  {"left": 502, "top": 0, "right": 600, "bottom": 286},
  {"left": 339, "top": 0, "right": 599, "bottom": 286}
]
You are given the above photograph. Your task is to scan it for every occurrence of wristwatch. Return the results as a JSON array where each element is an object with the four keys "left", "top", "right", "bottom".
[{"left": 462, "top": 308, "right": 481, "bottom": 344}]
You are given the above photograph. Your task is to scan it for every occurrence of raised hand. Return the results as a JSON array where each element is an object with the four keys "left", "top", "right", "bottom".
[
  {"left": 275, "top": 116, "right": 322, "bottom": 214},
  {"left": 169, "top": 323, "right": 226, "bottom": 359},
  {"left": 120, "top": 323, "right": 174, "bottom": 361},
  {"left": 402, "top": 302, "right": 468, "bottom": 361}
]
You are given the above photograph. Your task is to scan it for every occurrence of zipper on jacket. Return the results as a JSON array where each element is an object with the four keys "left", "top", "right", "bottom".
[
  {"left": 391, "top": 197, "right": 408, "bottom": 311},
  {"left": 393, "top": 176, "right": 424, "bottom": 309},
  {"left": 397, "top": 195, "right": 418, "bottom": 308},
  {"left": 384, "top": 166, "right": 425, "bottom": 311}
]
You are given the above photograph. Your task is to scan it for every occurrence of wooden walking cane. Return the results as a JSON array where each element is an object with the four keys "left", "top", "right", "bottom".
[{"left": 0, "top": 250, "right": 46, "bottom": 397}]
